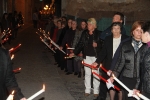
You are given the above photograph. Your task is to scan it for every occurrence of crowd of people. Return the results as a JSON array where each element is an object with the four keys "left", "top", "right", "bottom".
[
  {"left": 41, "top": 12, "right": 150, "bottom": 100},
  {"left": 1, "top": 10, "right": 150, "bottom": 100}
]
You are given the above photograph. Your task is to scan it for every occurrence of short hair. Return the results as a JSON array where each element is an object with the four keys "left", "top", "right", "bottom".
[
  {"left": 131, "top": 21, "right": 144, "bottom": 36},
  {"left": 142, "top": 21, "right": 150, "bottom": 34},
  {"left": 111, "top": 22, "right": 122, "bottom": 29},
  {"left": 87, "top": 18, "right": 97, "bottom": 28},
  {"left": 57, "top": 20, "right": 62, "bottom": 23},
  {"left": 113, "top": 12, "right": 124, "bottom": 21}
]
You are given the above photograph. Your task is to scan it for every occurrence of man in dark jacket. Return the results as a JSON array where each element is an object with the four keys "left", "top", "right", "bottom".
[
  {"left": 100, "top": 12, "right": 126, "bottom": 40},
  {"left": 0, "top": 47, "right": 26, "bottom": 100},
  {"left": 70, "top": 18, "right": 103, "bottom": 97}
]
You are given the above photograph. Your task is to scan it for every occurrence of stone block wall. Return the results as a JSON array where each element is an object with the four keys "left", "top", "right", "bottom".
[{"left": 62, "top": 0, "right": 150, "bottom": 24}]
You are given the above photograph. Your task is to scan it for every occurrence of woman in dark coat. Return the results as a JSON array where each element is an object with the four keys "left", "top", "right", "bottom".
[{"left": 92, "top": 22, "right": 129, "bottom": 100}]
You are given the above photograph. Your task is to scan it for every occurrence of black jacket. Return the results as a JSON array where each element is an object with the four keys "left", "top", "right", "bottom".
[
  {"left": 113, "top": 39, "right": 145, "bottom": 89},
  {"left": 95, "top": 34, "right": 129, "bottom": 78},
  {"left": 140, "top": 44, "right": 150, "bottom": 93},
  {"left": 74, "top": 29, "right": 103, "bottom": 58},
  {"left": 0, "top": 47, "right": 24, "bottom": 100}
]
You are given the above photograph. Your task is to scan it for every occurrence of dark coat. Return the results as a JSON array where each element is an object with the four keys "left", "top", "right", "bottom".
[
  {"left": 73, "top": 29, "right": 103, "bottom": 58},
  {"left": 113, "top": 39, "right": 145, "bottom": 89},
  {"left": 95, "top": 34, "right": 129, "bottom": 78},
  {"left": 0, "top": 47, "right": 24, "bottom": 100},
  {"left": 61, "top": 28, "right": 76, "bottom": 47},
  {"left": 140, "top": 44, "right": 150, "bottom": 93}
]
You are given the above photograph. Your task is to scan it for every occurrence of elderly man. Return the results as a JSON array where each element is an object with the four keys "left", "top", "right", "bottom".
[
  {"left": 70, "top": 18, "right": 102, "bottom": 97},
  {"left": 0, "top": 46, "right": 26, "bottom": 100}
]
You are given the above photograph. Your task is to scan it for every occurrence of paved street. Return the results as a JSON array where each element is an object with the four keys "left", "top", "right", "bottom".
[{"left": 4, "top": 24, "right": 110, "bottom": 100}]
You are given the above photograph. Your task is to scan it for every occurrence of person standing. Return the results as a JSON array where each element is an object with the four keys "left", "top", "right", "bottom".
[
  {"left": 32, "top": 10, "right": 38, "bottom": 28},
  {"left": 110, "top": 21, "right": 144, "bottom": 100},
  {"left": 0, "top": 46, "right": 26, "bottom": 100},
  {"left": 70, "top": 18, "right": 102, "bottom": 97},
  {"left": 72, "top": 20, "right": 87, "bottom": 77},
  {"left": 92, "top": 22, "right": 129, "bottom": 100},
  {"left": 61, "top": 20, "right": 77, "bottom": 75}
]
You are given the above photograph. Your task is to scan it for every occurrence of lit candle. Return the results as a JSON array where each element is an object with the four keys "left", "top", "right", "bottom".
[
  {"left": 7, "top": 90, "right": 14, "bottom": 100},
  {"left": 82, "top": 61, "right": 97, "bottom": 69},
  {"left": 67, "top": 47, "right": 74, "bottom": 50},
  {"left": 27, "top": 85, "right": 45, "bottom": 100},
  {"left": 13, "top": 68, "right": 21, "bottom": 73},
  {"left": 11, "top": 54, "right": 14, "bottom": 60},
  {"left": 64, "top": 56, "right": 76, "bottom": 59},
  {"left": 9, "top": 44, "right": 21, "bottom": 53},
  {"left": 40, "top": 37, "right": 56, "bottom": 53}
]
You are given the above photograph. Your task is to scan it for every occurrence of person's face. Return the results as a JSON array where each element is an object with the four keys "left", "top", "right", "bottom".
[
  {"left": 132, "top": 26, "right": 142, "bottom": 41},
  {"left": 68, "top": 20, "right": 72, "bottom": 28},
  {"left": 71, "top": 21, "right": 77, "bottom": 29},
  {"left": 54, "top": 21, "right": 57, "bottom": 26},
  {"left": 61, "top": 24, "right": 65, "bottom": 28},
  {"left": 81, "top": 22, "right": 86, "bottom": 29},
  {"left": 141, "top": 31, "right": 149, "bottom": 43},
  {"left": 111, "top": 25, "right": 121, "bottom": 36},
  {"left": 87, "top": 23, "right": 95, "bottom": 31},
  {"left": 57, "top": 22, "right": 61, "bottom": 28},
  {"left": 112, "top": 15, "right": 122, "bottom": 23}
]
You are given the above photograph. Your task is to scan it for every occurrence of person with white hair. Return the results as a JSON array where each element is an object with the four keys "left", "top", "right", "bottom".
[{"left": 70, "top": 18, "right": 103, "bottom": 97}]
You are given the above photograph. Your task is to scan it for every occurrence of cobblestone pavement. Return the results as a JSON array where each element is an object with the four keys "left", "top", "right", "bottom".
[{"left": 4, "top": 24, "right": 110, "bottom": 100}]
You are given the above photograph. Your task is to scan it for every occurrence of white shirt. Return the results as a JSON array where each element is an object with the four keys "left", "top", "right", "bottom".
[{"left": 113, "top": 35, "right": 121, "bottom": 57}]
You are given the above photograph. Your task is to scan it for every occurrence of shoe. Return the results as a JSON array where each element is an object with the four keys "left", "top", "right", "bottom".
[
  {"left": 78, "top": 72, "right": 81, "bottom": 78},
  {"left": 85, "top": 93, "right": 90, "bottom": 97},
  {"left": 66, "top": 72, "right": 72, "bottom": 75},
  {"left": 94, "top": 94, "right": 99, "bottom": 98},
  {"left": 74, "top": 72, "right": 78, "bottom": 75}
]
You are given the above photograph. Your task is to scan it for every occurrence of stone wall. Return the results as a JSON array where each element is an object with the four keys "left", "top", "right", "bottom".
[{"left": 62, "top": 0, "right": 150, "bottom": 24}]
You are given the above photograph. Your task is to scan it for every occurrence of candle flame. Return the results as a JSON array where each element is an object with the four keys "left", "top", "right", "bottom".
[
  {"left": 11, "top": 54, "right": 14, "bottom": 60},
  {"left": 11, "top": 90, "right": 15, "bottom": 95},
  {"left": 82, "top": 61, "right": 84, "bottom": 64},
  {"left": 43, "top": 84, "right": 45, "bottom": 91},
  {"left": 99, "top": 64, "right": 102, "bottom": 68},
  {"left": 112, "top": 74, "right": 115, "bottom": 78}
]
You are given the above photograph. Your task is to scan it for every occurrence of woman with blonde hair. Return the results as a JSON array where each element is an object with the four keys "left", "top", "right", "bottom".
[{"left": 70, "top": 18, "right": 103, "bottom": 97}]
